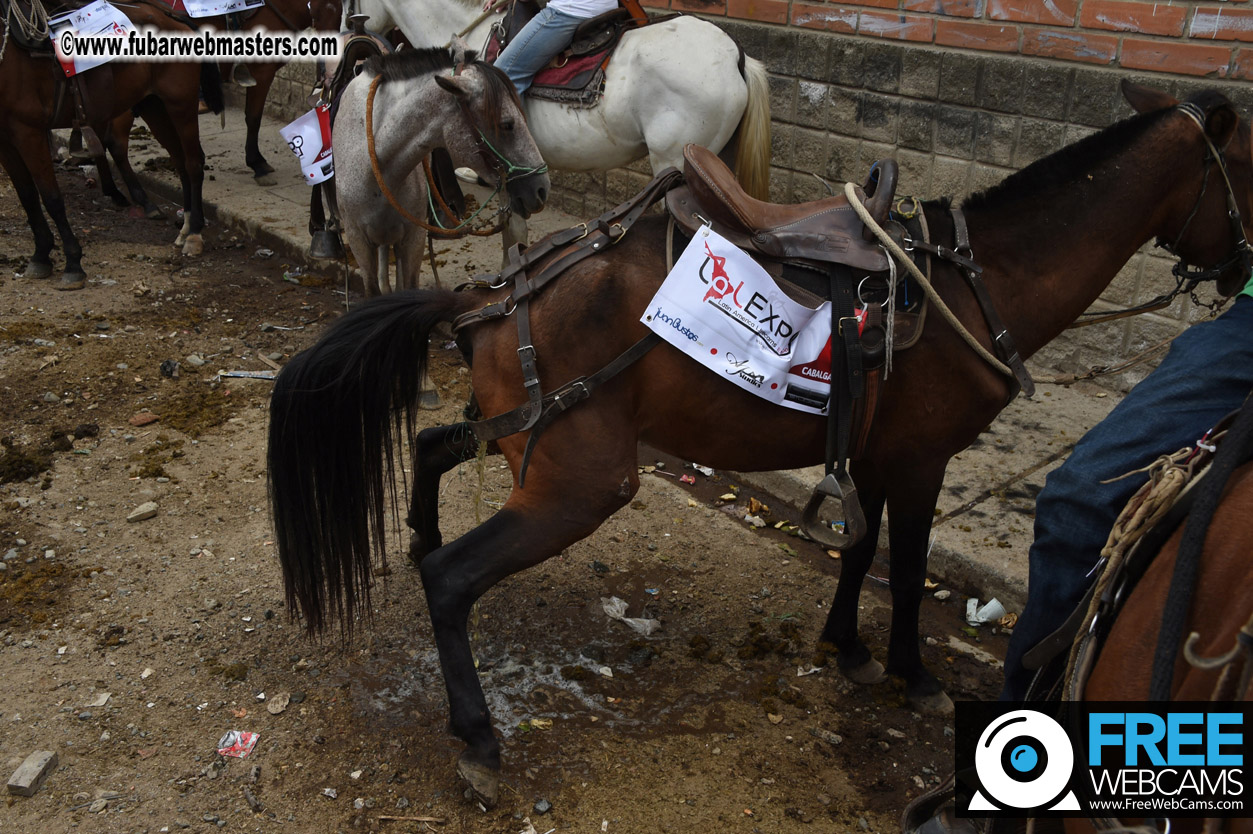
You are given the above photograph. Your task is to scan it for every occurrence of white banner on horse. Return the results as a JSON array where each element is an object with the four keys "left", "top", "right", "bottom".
[
  {"left": 279, "top": 106, "right": 334, "bottom": 185},
  {"left": 180, "top": 0, "right": 264, "bottom": 17},
  {"left": 49, "top": 0, "right": 136, "bottom": 78},
  {"left": 642, "top": 225, "right": 839, "bottom": 416}
]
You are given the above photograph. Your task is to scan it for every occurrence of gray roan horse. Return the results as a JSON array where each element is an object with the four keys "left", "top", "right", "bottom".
[
  {"left": 332, "top": 45, "right": 550, "bottom": 295},
  {"left": 338, "top": 0, "right": 770, "bottom": 250},
  {"left": 267, "top": 82, "right": 1253, "bottom": 808}
]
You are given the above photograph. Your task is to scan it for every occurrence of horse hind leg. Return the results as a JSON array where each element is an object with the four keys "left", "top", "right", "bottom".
[
  {"left": 0, "top": 140, "right": 58, "bottom": 279},
  {"left": 421, "top": 467, "right": 638, "bottom": 807},
  {"left": 9, "top": 125, "right": 87, "bottom": 287},
  {"left": 243, "top": 68, "right": 279, "bottom": 184},
  {"left": 105, "top": 115, "right": 163, "bottom": 219},
  {"left": 133, "top": 98, "right": 202, "bottom": 255}
]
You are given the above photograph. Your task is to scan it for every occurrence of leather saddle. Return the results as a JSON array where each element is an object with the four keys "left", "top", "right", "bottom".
[
  {"left": 666, "top": 143, "right": 896, "bottom": 274},
  {"left": 313, "top": 14, "right": 392, "bottom": 110},
  {"left": 496, "top": 1, "right": 633, "bottom": 59}
]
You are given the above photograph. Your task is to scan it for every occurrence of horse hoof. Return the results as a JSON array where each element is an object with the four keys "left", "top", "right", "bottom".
[
  {"left": 181, "top": 235, "right": 204, "bottom": 258},
  {"left": 840, "top": 658, "right": 887, "bottom": 685},
  {"left": 145, "top": 206, "right": 164, "bottom": 221},
  {"left": 418, "top": 389, "right": 442, "bottom": 411},
  {"left": 455, "top": 757, "right": 499, "bottom": 809},
  {"left": 55, "top": 272, "right": 87, "bottom": 291},
  {"left": 127, "top": 205, "right": 146, "bottom": 219},
  {"left": 254, "top": 172, "right": 278, "bottom": 187},
  {"left": 21, "top": 260, "right": 53, "bottom": 279},
  {"left": 909, "top": 690, "right": 955, "bottom": 715}
]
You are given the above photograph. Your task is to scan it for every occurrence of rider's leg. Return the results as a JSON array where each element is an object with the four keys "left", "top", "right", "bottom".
[
  {"left": 492, "top": 6, "right": 583, "bottom": 96},
  {"left": 1001, "top": 293, "right": 1253, "bottom": 700}
]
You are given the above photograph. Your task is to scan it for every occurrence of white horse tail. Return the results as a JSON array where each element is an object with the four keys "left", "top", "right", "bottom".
[{"left": 734, "top": 55, "right": 772, "bottom": 202}]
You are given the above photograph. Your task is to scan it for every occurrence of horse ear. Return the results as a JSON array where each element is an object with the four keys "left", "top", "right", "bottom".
[
  {"left": 435, "top": 73, "right": 471, "bottom": 99},
  {"left": 1203, "top": 100, "right": 1239, "bottom": 147},
  {"left": 1121, "top": 79, "right": 1176, "bottom": 114},
  {"left": 449, "top": 35, "right": 470, "bottom": 73}
]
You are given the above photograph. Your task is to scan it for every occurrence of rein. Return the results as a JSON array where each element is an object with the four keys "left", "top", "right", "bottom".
[{"left": 364, "top": 71, "right": 548, "bottom": 238}]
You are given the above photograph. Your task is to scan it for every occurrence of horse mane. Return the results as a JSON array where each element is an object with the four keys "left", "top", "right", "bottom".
[
  {"left": 363, "top": 46, "right": 469, "bottom": 83},
  {"left": 961, "top": 106, "right": 1174, "bottom": 215},
  {"left": 361, "top": 47, "right": 523, "bottom": 123}
]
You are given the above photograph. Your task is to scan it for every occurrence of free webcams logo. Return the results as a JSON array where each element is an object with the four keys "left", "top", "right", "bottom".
[
  {"left": 955, "top": 703, "right": 1250, "bottom": 819},
  {"left": 968, "top": 709, "right": 1080, "bottom": 812}
]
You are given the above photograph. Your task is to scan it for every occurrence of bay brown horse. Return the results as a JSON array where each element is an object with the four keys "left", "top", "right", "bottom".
[
  {"left": 0, "top": 0, "right": 221, "bottom": 287},
  {"left": 266, "top": 82, "right": 1253, "bottom": 807},
  {"left": 1069, "top": 411, "right": 1253, "bottom": 834},
  {"left": 87, "top": 0, "right": 342, "bottom": 198}
]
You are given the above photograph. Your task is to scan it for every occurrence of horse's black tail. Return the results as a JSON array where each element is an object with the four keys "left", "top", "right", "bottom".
[
  {"left": 199, "top": 63, "right": 225, "bottom": 115},
  {"left": 267, "top": 289, "right": 470, "bottom": 635}
]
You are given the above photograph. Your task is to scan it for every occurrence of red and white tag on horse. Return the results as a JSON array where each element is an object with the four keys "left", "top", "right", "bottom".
[
  {"left": 177, "top": 0, "right": 263, "bottom": 17},
  {"left": 49, "top": 0, "right": 135, "bottom": 78},
  {"left": 642, "top": 225, "right": 839, "bottom": 415},
  {"left": 279, "top": 105, "right": 334, "bottom": 185}
]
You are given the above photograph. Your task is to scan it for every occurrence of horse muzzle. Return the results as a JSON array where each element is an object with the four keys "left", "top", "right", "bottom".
[{"left": 506, "top": 170, "right": 550, "bottom": 219}]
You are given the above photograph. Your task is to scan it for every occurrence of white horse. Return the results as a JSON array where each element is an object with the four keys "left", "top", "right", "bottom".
[
  {"left": 346, "top": 0, "right": 771, "bottom": 244},
  {"left": 333, "top": 44, "right": 550, "bottom": 296}
]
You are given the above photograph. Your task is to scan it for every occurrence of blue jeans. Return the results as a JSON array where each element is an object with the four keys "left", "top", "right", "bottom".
[
  {"left": 494, "top": 6, "right": 585, "bottom": 96},
  {"left": 1001, "top": 294, "right": 1253, "bottom": 700}
]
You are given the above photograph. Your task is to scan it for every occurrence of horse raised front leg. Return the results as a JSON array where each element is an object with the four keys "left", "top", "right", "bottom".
[
  {"left": 407, "top": 423, "right": 482, "bottom": 564},
  {"left": 820, "top": 462, "right": 887, "bottom": 683},
  {"left": 420, "top": 470, "right": 637, "bottom": 807},
  {"left": 884, "top": 463, "right": 953, "bottom": 713}
]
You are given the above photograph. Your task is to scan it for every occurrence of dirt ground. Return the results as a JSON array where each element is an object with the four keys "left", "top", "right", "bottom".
[{"left": 0, "top": 171, "right": 1006, "bottom": 834}]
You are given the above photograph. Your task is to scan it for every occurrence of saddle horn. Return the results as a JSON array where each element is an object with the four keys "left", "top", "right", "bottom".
[{"left": 860, "top": 159, "right": 898, "bottom": 242}]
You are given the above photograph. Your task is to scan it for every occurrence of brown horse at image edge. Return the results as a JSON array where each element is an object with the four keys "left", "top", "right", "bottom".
[{"left": 266, "top": 82, "right": 1253, "bottom": 807}]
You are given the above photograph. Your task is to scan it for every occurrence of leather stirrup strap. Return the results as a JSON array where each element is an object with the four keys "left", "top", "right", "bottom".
[{"left": 800, "top": 269, "right": 867, "bottom": 550}]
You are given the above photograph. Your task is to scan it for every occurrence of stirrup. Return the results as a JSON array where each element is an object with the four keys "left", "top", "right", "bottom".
[
  {"left": 74, "top": 126, "right": 104, "bottom": 159},
  {"left": 232, "top": 63, "right": 257, "bottom": 88},
  {"left": 309, "top": 230, "right": 345, "bottom": 260},
  {"left": 800, "top": 471, "right": 867, "bottom": 549}
]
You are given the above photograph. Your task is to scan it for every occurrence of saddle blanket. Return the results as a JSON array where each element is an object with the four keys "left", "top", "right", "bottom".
[
  {"left": 49, "top": 0, "right": 135, "bottom": 77},
  {"left": 642, "top": 225, "right": 841, "bottom": 416},
  {"left": 279, "top": 105, "right": 333, "bottom": 185},
  {"left": 159, "top": 0, "right": 263, "bottom": 18}
]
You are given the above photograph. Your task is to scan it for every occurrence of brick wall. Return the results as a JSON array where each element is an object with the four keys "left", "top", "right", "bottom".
[{"left": 251, "top": 4, "right": 1252, "bottom": 383}]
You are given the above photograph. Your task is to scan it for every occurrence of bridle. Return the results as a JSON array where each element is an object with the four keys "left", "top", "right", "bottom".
[
  {"left": 364, "top": 65, "right": 548, "bottom": 238},
  {"left": 1157, "top": 101, "right": 1253, "bottom": 287}
]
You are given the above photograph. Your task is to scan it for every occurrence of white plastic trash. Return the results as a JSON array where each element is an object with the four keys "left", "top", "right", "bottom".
[{"left": 965, "top": 597, "right": 1007, "bottom": 626}]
